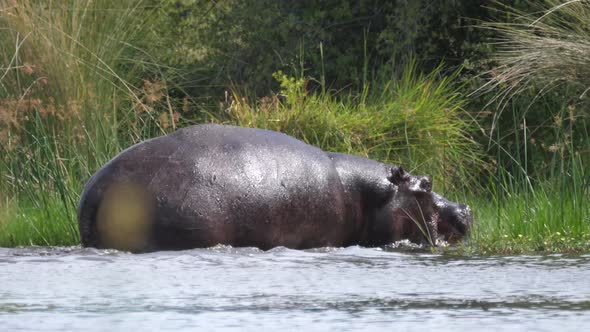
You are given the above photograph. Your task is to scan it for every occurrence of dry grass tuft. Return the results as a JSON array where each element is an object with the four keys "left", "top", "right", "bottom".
[{"left": 480, "top": 0, "right": 590, "bottom": 104}]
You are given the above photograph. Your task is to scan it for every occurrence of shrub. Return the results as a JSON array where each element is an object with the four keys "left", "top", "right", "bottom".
[
  {"left": 222, "top": 61, "right": 484, "bottom": 192},
  {"left": 152, "top": 0, "right": 514, "bottom": 96}
]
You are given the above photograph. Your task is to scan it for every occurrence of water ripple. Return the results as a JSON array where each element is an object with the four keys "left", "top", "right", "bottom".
[{"left": 1, "top": 246, "right": 590, "bottom": 331}]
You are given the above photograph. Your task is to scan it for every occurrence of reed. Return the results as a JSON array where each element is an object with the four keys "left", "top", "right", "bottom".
[
  {"left": 461, "top": 0, "right": 590, "bottom": 254},
  {"left": 0, "top": 0, "right": 174, "bottom": 246}
]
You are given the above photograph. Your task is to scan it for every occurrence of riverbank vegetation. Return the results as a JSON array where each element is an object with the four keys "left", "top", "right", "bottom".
[{"left": 1, "top": 0, "right": 589, "bottom": 254}]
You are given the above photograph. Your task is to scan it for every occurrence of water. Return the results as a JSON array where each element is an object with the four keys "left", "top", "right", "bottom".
[{"left": 1, "top": 246, "right": 589, "bottom": 331}]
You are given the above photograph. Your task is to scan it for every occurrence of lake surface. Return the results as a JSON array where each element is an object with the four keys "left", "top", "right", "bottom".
[{"left": 1, "top": 245, "right": 589, "bottom": 331}]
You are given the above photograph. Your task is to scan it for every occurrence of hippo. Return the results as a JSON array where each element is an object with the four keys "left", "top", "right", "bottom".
[{"left": 77, "top": 124, "right": 472, "bottom": 252}]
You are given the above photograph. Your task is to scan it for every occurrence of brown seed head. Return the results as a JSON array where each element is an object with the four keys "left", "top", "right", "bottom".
[
  {"left": 21, "top": 63, "right": 35, "bottom": 75},
  {"left": 182, "top": 96, "right": 189, "bottom": 113},
  {"left": 67, "top": 99, "right": 81, "bottom": 120},
  {"left": 143, "top": 80, "right": 165, "bottom": 103},
  {"left": 158, "top": 112, "right": 169, "bottom": 129},
  {"left": 568, "top": 104, "right": 576, "bottom": 123},
  {"left": 0, "top": 128, "right": 9, "bottom": 145},
  {"left": 172, "top": 112, "right": 180, "bottom": 124}
]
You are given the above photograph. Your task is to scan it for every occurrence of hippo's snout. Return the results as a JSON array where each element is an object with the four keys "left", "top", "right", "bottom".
[
  {"left": 433, "top": 193, "right": 473, "bottom": 243},
  {"left": 454, "top": 203, "right": 473, "bottom": 236}
]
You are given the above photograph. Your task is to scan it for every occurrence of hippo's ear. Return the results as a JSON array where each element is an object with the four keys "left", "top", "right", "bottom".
[{"left": 387, "top": 166, "right": 408, "bottom": 185}]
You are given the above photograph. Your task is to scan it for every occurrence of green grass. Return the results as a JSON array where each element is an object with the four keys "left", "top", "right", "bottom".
[
  {"left": 457, "top": 94, "right": 590, "bottom": 254},
  {"left": 0, "top": 196, "right": 78, "bottom": 247},
  {"left": 460, "top": 179, "right": 590, "bottom": 255}
]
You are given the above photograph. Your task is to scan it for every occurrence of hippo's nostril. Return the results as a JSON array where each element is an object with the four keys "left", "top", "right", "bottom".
[
  {"left": 464, "top": 206, "right": 473, "bottom": 223},
  {"left": 420, "top": 176, "right": 432, "bottom": 192},
  {"left": 460, "top": 205, "right": 474, "bottom": 234}
]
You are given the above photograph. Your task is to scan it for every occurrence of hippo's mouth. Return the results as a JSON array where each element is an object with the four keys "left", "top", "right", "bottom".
[
  {"left": 437, "top": 225, "right": 465, "bottom": 244},
  {"left": 435, "top": 204, "right": 473, "bottom": 244}
]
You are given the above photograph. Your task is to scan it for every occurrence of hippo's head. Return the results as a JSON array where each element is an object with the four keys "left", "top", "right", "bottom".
[{"left": 373, "top": 167, "right": 473, "bottom": 246}]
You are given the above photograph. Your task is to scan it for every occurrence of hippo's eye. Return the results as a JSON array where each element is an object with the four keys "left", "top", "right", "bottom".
[{"left": 388, "top": 166, "right": 408, "bottom": 185}]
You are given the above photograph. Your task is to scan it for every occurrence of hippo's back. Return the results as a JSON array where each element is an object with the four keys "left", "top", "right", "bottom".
[{"left": 78, "top": 124, "right": 350, "bottom": 251}]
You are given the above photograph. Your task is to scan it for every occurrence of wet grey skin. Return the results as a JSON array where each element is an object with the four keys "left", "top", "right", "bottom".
[{"left": 77, "top": 124, "right": 473, "bottom": 252}]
